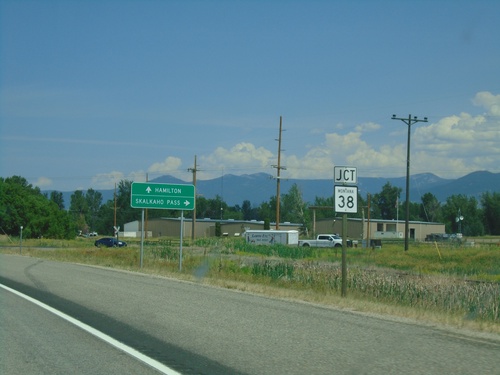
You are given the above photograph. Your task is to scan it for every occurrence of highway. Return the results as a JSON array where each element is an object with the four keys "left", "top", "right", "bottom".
[
  {"left": 1, "top": 254, "right": 499, "bottom": 374},
  {"left": 0, "top": 286, "right": 162, "bottom": 374}
]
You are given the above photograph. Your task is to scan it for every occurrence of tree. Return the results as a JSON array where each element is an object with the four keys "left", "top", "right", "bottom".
[
  {"left": 224, "top": 205, "right": 243, "bottom": 220},
  {"left": 257, "top": 198, "right": 275, "bottom": 224},
  {"left": 281, "top": 183, "right": 309, "bottom": 228},
  {"left": 263, "top": 218, "right": 270, "bottom": 230},
  {"left": 367, "top": 193, "right": 381, "bottom": 219},
  {"left": 441, "top": 194, "right": 484, "bottom": 236},
  {"left": 215, "top": 222, "right": 222, "bottom": 237},
  {"left": 0, "top": 176, "right": 74, "bottom": 239},
  {"left": 85, "top": 188, "right": 103, "bottom": 232},
  {"left": 372, "top": 182, "right": 402, "bottom": 220},
  {"left": 312, "top": 196, "right": 335, "bottom": 220},
  {"left": 354, "top": 193, "right": 367, "bottom": 219},
  {"left": 481, "top": 192, "right": 500, "bottom": 235},
  {"left": 94, "top": 180, "right": 140, "bottom": 236},
  {"left": 95, "top": 200, "right": 116, "bottom": 235},
  {"left": 195, "top": 195, "right": 227, "bottom": 219},
  {"left": 49, "top": 191, "right": 65, "bottom": 210},
  {"left": 115, "top": 180, "right": 137, "bottom": 232},
  {"left": 70, "top": 190, "right": 88, "bottom": 233},
  {"left": 420, "top": 193, "right": 441, "bottom": 222},
  {"left": 241, "top": 200, "right": 255, "bottom": 220}
]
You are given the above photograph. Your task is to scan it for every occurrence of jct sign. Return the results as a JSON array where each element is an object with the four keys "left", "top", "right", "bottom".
[
  {"left": 335, "top": 185, "right": 358, "bottom": 213},
  {"left": 334, "top": 166, "right": 357, "bottom": 185}
]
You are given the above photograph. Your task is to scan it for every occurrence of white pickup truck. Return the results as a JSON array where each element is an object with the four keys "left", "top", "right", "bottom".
[{"left": 298, "top": 234, "right": 343, "bottom": 247}]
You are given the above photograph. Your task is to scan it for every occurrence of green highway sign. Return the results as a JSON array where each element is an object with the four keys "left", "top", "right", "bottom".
[{"left": 131, "top": 182, "right": 195, "bottom": 210}]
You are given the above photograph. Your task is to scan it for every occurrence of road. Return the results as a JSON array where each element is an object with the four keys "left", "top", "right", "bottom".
[
  {"left": 1, "top": 254, "right": 499, "bottom": 374},
  {"left": 0, "top": 287, "right": 162, "bottom": 374}
]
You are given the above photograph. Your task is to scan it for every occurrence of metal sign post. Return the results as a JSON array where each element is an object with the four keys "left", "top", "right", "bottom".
[
  {"left": 334, "top": 166, "right": 358, "bottom": 297},
  {"left": 342, "top": 213, "right": 347, "bottom": 297},
  {"left": 131, "top": 182, "right": 195, "bottom": 270},
  {"left": 140, "top": 209, "right": 144, "bottom": 268},
  {"left": 179, "top": 211, "right": 184, "bottom": 272}
]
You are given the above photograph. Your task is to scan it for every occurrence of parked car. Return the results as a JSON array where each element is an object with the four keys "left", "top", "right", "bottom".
[{"left": 94, "top": 237, "right": 127, "bottom": 248}]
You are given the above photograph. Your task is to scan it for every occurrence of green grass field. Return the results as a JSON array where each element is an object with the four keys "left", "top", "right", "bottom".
[{"left": 1, "top": 235, "right": 499, "bottom": 332}]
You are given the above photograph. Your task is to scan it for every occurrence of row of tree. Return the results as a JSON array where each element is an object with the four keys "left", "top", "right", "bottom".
[{"left": 1, "top": 176, "right": 499, "bottom": 239}]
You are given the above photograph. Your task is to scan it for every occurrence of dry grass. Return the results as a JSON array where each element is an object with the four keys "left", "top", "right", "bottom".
[{"left": 1, "top": 236, "right": 499, "bottom": 334}]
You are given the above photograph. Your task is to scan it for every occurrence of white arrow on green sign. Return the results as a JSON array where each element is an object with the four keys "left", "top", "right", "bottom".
[{"left": 131, "top": 182, "right": 195, "bottom": 210}]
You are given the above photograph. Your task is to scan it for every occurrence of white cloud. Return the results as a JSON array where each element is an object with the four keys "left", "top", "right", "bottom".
[
  {"left": 148, "top": 157, "right": 182, "bottom": 174},
  {"left": 280, "top": 94, "right": 500, "bottom": 179},
  {"left": 91, "top": 92, "right": 500, "bottom": 185},
  {"left": 283, "top": 148, "right": 334, "bottom": 179},
  {"left": 199, "top": 142, "right": 274, "bottom": 178},
  {"left": 472, "top": 91, "right": 500, "bottom": 116},
  {"left": 90, "top": 170, "right": 153, "bottom": 189},
  {"left": 355, "top": 122, "right": 381, "bottom": 132},
  {"left": 182, "top": 101, "right": 498, "bottom": 182},
  {"left": 127, "top": 170, "right": 149, "bottom": 183},
  {"left": 91, "top": 171, "right": 126, "bottom": 189},
  {"left": 294, "top": 93, "right": 500, "bottom": 178},
  {"left": 33, "top": 176, "right": 53, "bottom": 188},
  {"left": 410, "top": 96, "right": 500, "bottom": 176}
]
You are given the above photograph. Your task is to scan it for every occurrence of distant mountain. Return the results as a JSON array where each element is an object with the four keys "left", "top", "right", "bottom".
[
  {"left": 184, "top": 172, "right": 453, "bottom": 206},
  {"left": 52, "top": 171, "right": 499, "bottom": 208},
  {"left": 429, "top": 171, "right": 500, "bottom": 202},
  {"left": 149, "top": 170, "right": 498, "bottom": 205}
]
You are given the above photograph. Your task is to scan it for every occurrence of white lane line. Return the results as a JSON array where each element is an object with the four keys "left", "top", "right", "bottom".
[{"left": 0, "top": 283, "right": 182, "bottom": 375}]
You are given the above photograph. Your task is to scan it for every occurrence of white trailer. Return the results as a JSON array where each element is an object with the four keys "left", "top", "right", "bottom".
[{"left": 244, "top": 230, "right": 299, "bottom": 246}]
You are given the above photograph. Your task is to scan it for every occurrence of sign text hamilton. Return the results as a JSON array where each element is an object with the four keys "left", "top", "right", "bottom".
[{"left": 131, "top": 182, "right": 195, "bottom": 210}]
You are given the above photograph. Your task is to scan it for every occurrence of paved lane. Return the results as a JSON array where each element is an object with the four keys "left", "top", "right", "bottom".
[
  {"left": 1, "top": 254, "right": 499, "bottom": 374},
  {"left": 0, "top": 287, "right": 165, "bottom": 375}
]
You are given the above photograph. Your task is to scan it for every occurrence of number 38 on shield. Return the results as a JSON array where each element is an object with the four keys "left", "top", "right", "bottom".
[{"left": 335, "top": 186, "right": 358, "bottom": 213}]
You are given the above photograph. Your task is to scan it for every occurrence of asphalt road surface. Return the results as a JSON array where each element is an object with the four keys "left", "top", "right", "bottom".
[
  {"left": 1, "top": 254, "right": 499, "bottom": 374},
  {"left": 0, "top": 287, "right": 162, "bottom": 374}
]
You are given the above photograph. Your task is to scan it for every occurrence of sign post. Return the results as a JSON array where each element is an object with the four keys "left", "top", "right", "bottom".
[
  {"left": 131, "top": 182, "right": 195, "bottom": 270},
  {"left": 334, "top": 167, "right": 358, "bottom": 297},
  {"left": 140, "top": 209, "right": 144, "bottom": 268}
]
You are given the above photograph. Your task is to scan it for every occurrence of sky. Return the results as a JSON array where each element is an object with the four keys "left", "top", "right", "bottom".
[{"left": 1, "top": 0, "right": 499, "bottom": 193}]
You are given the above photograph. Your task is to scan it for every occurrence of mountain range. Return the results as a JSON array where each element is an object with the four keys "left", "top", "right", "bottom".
[{"left": 55, "top": 170, "right": 499, "bottom": 208}]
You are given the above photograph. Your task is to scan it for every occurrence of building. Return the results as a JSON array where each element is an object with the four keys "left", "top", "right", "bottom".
[
  {"left": 123, "top": 218, "right": 302, "bottom": 238},
  {"left": 313, "top": 217, "right": 445, "bottom": 243},
  {"left": 123, "top": 216, "right": 444, "bottom": 244}
]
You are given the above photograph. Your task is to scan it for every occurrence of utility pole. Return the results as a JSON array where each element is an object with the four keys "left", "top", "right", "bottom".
[
  {"left": 366, "top": 193, "right": 371, "bottom": 248},
  {"left": 114, "top": 183, "right": 117, "bottom": 229},
  {"left": 188, "top": 155, "right": 199, "bottom": 240},
  {"left": 220, "top": 167, "right": 224, "bottom": 220},
  {"left": 272, "top": 116, "right": 286, "bottom": 230},
  {"left": 391, "top": 114, "right": 428, "bottom": 251}
]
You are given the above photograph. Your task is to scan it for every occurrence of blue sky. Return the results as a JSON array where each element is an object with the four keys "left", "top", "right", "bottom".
[{"left": 1, "top": 0, "right": 499, "bottom": 192}]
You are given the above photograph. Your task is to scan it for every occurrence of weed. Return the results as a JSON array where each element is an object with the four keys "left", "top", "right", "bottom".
[{"left": 3, "top": 237, "right": 499, "bottom": 326}]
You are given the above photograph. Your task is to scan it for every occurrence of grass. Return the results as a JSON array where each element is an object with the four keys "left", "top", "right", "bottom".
[{"left": 1, "top": 235, "right": 499, "bottom": 333}]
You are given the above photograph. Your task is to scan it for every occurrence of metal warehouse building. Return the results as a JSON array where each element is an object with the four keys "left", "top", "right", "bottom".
[
  {"left": 123, "top": 216, "right": 444, "bottom": 243},
  {"left": 123, "top": 218, "right": 302, "bottom": 239},
  {"left": 313, "top": 217, "right": 445, "bottom": 243}
]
